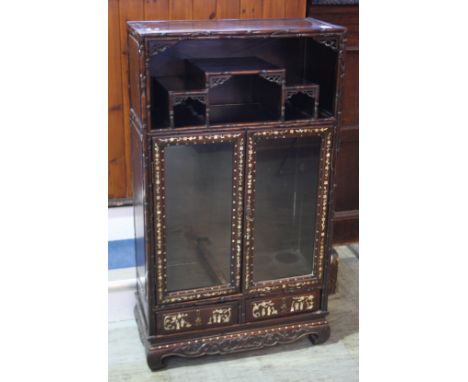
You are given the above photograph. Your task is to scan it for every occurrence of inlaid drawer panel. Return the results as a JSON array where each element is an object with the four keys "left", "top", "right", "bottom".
[
  {"left": 157, "top": 302, "right": 238, "bottom": 334},
  {"left": 246, "top": 291, "right": 321, "bottom": 322}
]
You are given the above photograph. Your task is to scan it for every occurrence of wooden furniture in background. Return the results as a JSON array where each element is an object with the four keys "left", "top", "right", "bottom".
[
  {"left": 307, "top": 2, "right": 358, "bottom": 243},
  {"left": 128, "top": 18, "right": 346, "bottom": 370},
  {"left": 109, "top": 0, "right": 307, "bottom": 200}
]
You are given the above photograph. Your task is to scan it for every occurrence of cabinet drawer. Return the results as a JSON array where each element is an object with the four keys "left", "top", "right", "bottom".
[
  {"left": 157, "top": 302, "right": 238, "bottom": 334},
  {"left": 246, "top": 291, "right": 321, "bottom": 322}
]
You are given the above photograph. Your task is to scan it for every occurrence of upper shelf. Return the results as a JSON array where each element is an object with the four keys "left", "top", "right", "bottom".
[
  {"left": 127, "top": 18, "right": 346, "bottom": 39},
  {"left": 133, "top": 20, "right": 345, "bottom": 129},
  {"left": 186, "top": 56, "right": 285, "bottom": 89},
  {"left": 151, "top": 55, "right": 325, "bottom": 129},
  {"left": 188, "top": 57, "right": 282, "bottom": 75}
]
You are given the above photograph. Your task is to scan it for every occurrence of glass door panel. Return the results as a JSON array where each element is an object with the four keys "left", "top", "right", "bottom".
[
  {"left": 165, "top": 142, "right": 233, "bottom": 291},
  {"left": 244, "top": 127, "right": 333, "bottom": 293},
  {"left": 153, "top": 132, "right": 244, "bottom": 303},
  {"left": 253, "top": 136, "right": 320, "bottom": 281}
]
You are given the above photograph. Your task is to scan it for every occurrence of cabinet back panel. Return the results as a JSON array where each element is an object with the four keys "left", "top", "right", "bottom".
[{"left": 149, "top": 38, "right": 306, "bottom": 84}]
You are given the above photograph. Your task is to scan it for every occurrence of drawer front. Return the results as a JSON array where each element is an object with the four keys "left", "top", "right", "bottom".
[
  {"left": 246, "top": 291, "right": 321, "bottom": 322},
  {"left": 157, "top": 303, "right": 238, "bottom": 334}
]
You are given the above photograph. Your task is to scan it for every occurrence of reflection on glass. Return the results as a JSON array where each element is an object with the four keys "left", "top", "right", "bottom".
[
  {"left": 253, "top": 136, "right": 321, "bottom": 282},
  {"left": 164, "top": 142, "right": 233, "bottom": 292}
]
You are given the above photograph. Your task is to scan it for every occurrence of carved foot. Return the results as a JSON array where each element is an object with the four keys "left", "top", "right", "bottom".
[
  {"left": 308, "top": 324, "right": 330, "bottom": 345},
  {"left": 147, "top": 352, "right": 166, "bottom": 371}
]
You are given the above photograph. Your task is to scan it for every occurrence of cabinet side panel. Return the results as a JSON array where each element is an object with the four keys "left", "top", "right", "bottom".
[
  {"left": 128, "top": 35, "right": 142, "bottom": 121},
  {"left": 131, "top": 125, "right": 149, "bottom": 325}
]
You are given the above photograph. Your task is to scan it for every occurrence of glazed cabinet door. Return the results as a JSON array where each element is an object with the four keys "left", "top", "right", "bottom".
[
  {"left": 152, "top": 132, "right": 244, "bottom": 304},
  {"left": 243, "top": 126, "right": 333, "bottom": 295}
]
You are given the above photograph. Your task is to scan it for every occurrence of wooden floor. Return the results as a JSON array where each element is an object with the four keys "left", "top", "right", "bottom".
[{"left": 108, "top": 245, "right": 358, "bottom": 381}]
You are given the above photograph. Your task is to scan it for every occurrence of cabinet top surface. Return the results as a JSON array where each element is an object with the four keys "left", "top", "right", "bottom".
[{"left": 128, "top": 18, "right": 345, "bottom": 38}]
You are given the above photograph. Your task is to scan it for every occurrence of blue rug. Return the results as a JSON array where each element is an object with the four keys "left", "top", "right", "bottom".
[{"left": 108, "top": 239, "right": 135, "bottom": 270}]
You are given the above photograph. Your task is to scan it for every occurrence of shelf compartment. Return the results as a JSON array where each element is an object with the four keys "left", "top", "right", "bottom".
[
  {"left": 187, "top": 57, "right": 285, "bottom": 125},
  {"left": 284, "top": 83, "right": 320, "bottom": 121},
  {"left": 172, "top": 95, "right": 207, "bottom": 128},
  {"left": 186, "top": 56, "right": 285, "bottom": 88},
  {"left": 152, "top": 76, "right": 207, "bottom": 128},
  {"left": 209, "top": 103, "right": 280, "bottom": 125}
]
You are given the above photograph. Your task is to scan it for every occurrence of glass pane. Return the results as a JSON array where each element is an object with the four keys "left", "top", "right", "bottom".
[
  {"left": 253, "top": 136, "right": 321, "bottom": 282},
  {"left": 164, "top": 142, "right": 234, "bottom": 291}
]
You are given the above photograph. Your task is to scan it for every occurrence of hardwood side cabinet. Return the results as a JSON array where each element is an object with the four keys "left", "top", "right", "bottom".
[{"left": 127, "top": 18, "right": 346, "bottom": 371}]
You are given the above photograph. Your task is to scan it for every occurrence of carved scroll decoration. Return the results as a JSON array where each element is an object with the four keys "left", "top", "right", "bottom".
[
  {"left": 252, "top": 301, "right": 278, "bottom": 318},
  {"left": 286, "top": 89, "right": 318, "bottom": 100},
  {"left": 259, "top": 72, "right": 284, "bottom": 85},
  {"left": 208, "top": 308, "right": 232, "bottom": 325},
  {"left": 149, "top": 44, "right": 169, "bottom": 57},
  {"left": 208, "top": 75, "right": 232, "bottom": 88},
  {"left": 151, "top": 321, "right": 330, "bottom": 362},
  {"left": 163, "top": 313, "right": 192, "bottom": 331},
  {"left": 173, "top": 95, "right": 207, "bottom": 107},
  {"left": 312, "top": 35, "right": 339, "bottom": 51},
  {"left": 290, "top": 295, "right": 315, "bottom": 312}
]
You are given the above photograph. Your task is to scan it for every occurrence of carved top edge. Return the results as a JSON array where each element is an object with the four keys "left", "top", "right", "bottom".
[{"left": 128, "top": 18, "right": 346, "bottom": 38}]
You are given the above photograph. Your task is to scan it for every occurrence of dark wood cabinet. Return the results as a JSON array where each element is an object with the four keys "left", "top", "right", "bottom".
[{"left": 127, "top": 18, "right": 346, "bottom": 371}]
